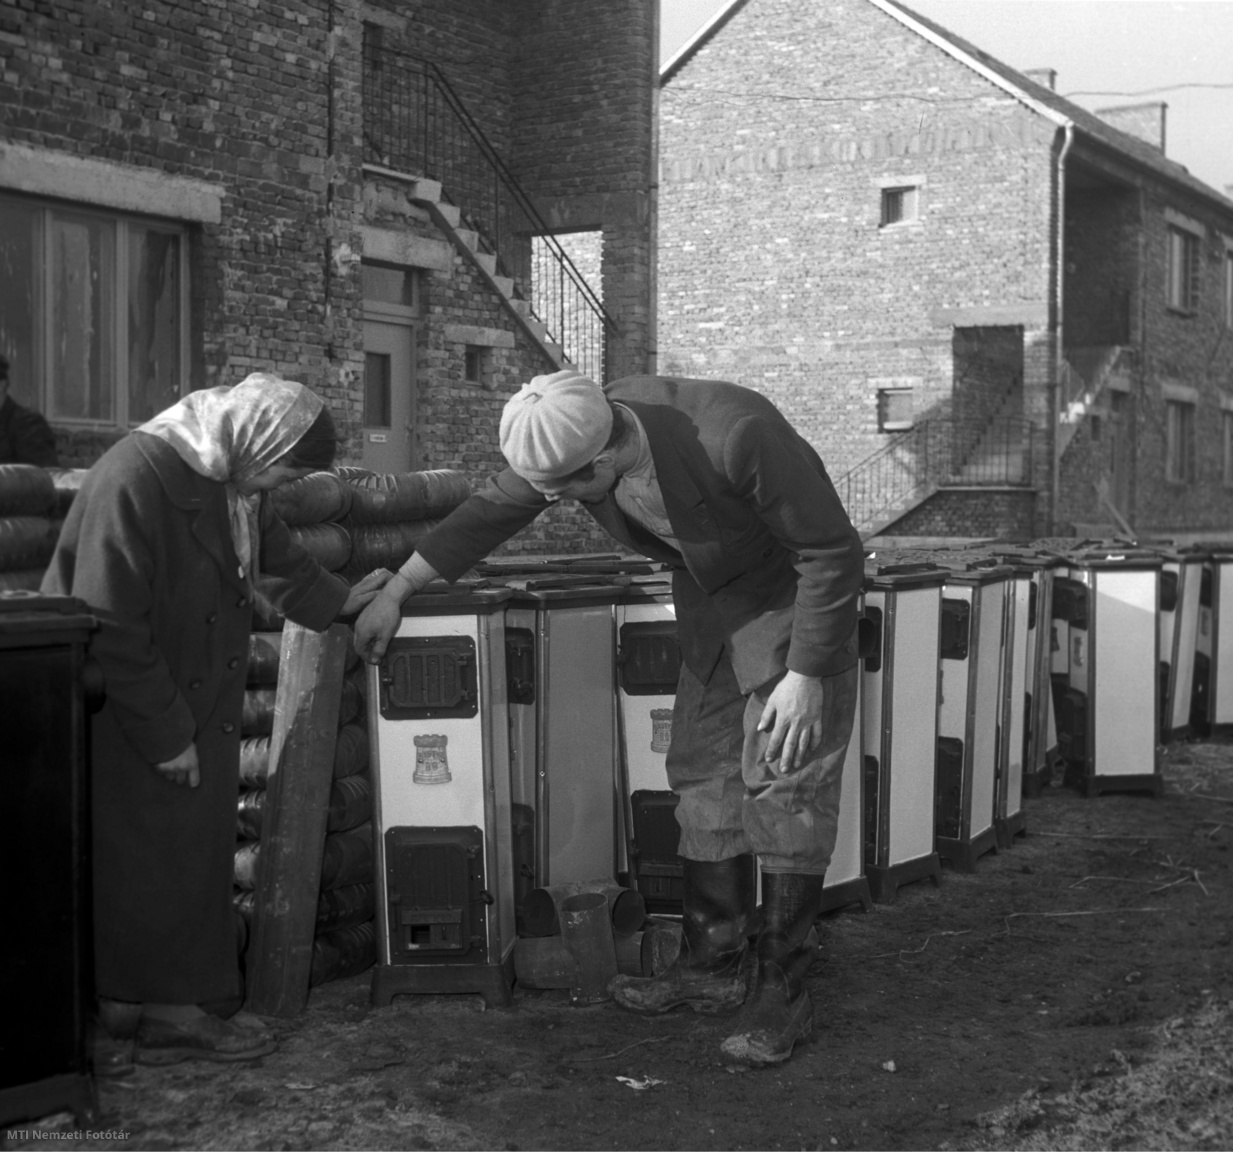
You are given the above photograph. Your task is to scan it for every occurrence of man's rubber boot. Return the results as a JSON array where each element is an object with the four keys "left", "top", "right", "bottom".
[
  {"left": 610, "top": 855, "right": 754, "bottom": 1015},
  {"left": 720, "top": 872, "right": 824, "bottom": 1066}
]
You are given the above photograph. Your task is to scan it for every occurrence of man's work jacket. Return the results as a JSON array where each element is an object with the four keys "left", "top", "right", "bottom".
[{"left": 415, "top": 376, "right": 865, "bottom": 693}]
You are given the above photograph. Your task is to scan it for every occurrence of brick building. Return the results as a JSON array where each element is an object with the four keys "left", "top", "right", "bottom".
[
  {"left": 659, "top": 0, "right": 1233, "bottom": 540},
  {"left": 0, "top": 0, "right": 659, "bottom": 554}
]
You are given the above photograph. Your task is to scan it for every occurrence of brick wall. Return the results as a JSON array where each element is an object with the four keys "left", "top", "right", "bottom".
[
  {"left": 658, "top": 0, "right": 1057, "bottom": 502},
  {"left": 511, "top": 0, "right": 657, "bottom": 381},
  {"left": 1064, "top": 185, "right": 1139, "bottom": 347},
  {"left": 1058, "top": 181, "right": 1233, "bottom": 536},
  {"left": 1132, "top": 187, "right": 1233, "bottom": 534},
  {"left": 1, "top": 0, "right": 354, "bottom": 431},
  {"left": 2, "top": 0, "right": 649, "bottom": 557},
  {"left": 887, "top": 487, "right": 1037, "bottom": 539}
]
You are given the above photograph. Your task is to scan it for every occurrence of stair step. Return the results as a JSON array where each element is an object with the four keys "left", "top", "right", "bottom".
[
  {"left": 409, "top": 177, "right": 443, "bottom": 203},
  {"left": 416, "top": 198, "right": 460, "bottom": 228},
  {"left": 474, "top": 252, "right": 497, "bottom": 276},
  {"left": 456, "top": 228, "right": 480, "bottom": 250},
  {"left": 492, "top": 275, "right": 514, "bottom": 298}
]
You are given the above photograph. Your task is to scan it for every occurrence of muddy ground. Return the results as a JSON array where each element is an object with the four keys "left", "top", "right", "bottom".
[{"left": 5, "top": 740, "right": 1233, "bottom": 1152}]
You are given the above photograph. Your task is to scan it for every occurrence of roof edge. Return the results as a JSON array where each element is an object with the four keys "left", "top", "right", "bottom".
[
  {"left": 660, "top": 0, "right": 752, "bottom": 85},
  {"left": 866, "top": 0, "right": 1071, "bottom": 130}
]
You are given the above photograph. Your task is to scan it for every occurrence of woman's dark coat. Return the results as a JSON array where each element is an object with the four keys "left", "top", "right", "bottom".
[{"left": 42, "top": 432, "right": 348, "bottom": 1004}]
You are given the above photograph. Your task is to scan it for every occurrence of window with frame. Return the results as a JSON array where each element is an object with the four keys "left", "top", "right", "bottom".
[
  {"left": 362, "top": 262, "right": 419, "bottom": 311},
  {"left": 0, "top": 194, "right": 188, "bottom": 428},
  {"left": 1165, "top": 399, "right": 1196, "bottom": 483},
  {"left": 877, "top": 387, "right": 915, "bottom": 432},
  {"left": 1223, "top": 410, "right": 1233, "bottom": 487},
  {"left": 1166, "top": 225, "right": 1200, "bottom": 313},
  {"left": 880, "top": 186, "right": 920, "bottom": 227},
  {"left": 1224, "top": 248, "right": 1233, "bottom": 329}
]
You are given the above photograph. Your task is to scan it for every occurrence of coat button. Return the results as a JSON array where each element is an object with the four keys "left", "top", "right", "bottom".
[
  {"left": 237, "top": 597, "right": 249, "bottom": 608},
  {"left": 227, "top": 657, "right": 240, "bottom": 670},
  {"left": 206, "top": 612, "right": 218, "bottom": 624},
  {"left": 221, "top": 721, "right": 235, "bottom": 734},
  {"left": 189, "top": 679, "right": 203, "bottom": 689}
]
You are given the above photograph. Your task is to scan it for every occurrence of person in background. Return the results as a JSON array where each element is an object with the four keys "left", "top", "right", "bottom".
[
  {"left": 0, "top": 354, "right": 60, "bottom": 467},
  {"left": 42, "top": 373, "right": 390, "bottom": 1070},
  {"left": 354, "top": 368, "right": 863, "bottom": 1067}
]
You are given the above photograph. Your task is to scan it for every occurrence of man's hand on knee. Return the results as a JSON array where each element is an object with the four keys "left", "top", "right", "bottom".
[{"left": 757, "top": 671, "right": 825, "bottom": 772}]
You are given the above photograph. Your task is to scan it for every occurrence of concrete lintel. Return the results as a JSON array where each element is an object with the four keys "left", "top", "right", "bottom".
[
  {"left": 360, "top": 225, "right": 453, "bottom": 272},
  {"left": 872, "top": 173, "right": 927, "bottom": 188},
  {"left": 359, "top": 3, "right": 406, "bottom": 31},
  {"left": 1164, "top": 206, "right": 1205, "bottom": 237},
  {"left": 531, "top": 190, "right": 648, "bottom": 232},
  {"left": 443, "top": 324, "right": 515, "bottom": 349},
  {"left": 0, "top": 142, "right": 223, "bottom": 223},
  {"left": 930, "top": 303, "right": 1049, "bottom": 328},
  {"left": 1161, "top": 381, "right": 1199, "bottom": 404}
]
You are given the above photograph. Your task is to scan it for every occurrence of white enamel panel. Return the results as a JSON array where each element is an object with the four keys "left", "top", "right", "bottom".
[
  {"left": 968, "top": 582, "right": 1003, "bottom": 838},
  {"left": 541, "top": 602, "right": 618, "bottom": 884},
  {"left": 1002, "top": 577, "right": 1031, "bottom": 818},
  {"left": 825, "top": 667, "right": 864, "bottom": 889},
  {"left": 1215, "top": 564, "right": 1233, "bottom": 724},
  {"left": 1169, "top": 562, "right": 1202, "bottom": 732},
  {"left": 1092, "top": 569, "right": 1158, "bottom": 777},
  {"left": 885, "top": 584, "right": 941, "bottom": 865}
]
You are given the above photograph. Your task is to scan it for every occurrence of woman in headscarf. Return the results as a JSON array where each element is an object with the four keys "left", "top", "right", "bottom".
[{"left": 42, "top": 373, "right": 390, "bottom": 1067}]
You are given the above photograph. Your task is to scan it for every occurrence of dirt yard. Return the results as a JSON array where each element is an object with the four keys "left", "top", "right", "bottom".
[{"left": 5, "top": 740, "right": 1232, "bottom": 1152}]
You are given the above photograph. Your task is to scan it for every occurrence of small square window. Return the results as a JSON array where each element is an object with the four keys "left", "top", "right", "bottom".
[
  {"left": 877, "top": 387, "right": 914, "bottom": 432},
  {"left": 880, "top": 186, "right": 919, "bottom": 227},
  {"left": 464, "top": 345, "right": 487, "bottom": 386}
]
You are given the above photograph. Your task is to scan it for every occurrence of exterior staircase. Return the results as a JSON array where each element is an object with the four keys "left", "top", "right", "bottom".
[
  {"left": 954, "top": 387, "right": 1028, "bottom": 483},
  {"left": 836, "top": 410, "right": 1034, "bottom": 541},
  {"left": 365, "top": 167, "right": 571, "bottom": 372},
  {"left": 1058, "top": 345, "right": 1134, "bottom": 456},
  {"left": 362, "top": 40, "right": 615, "bottom": 381}
]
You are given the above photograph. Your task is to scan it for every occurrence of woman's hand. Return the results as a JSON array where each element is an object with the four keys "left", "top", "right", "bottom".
[
  {"left": 339, "top": 568, "right": 394, "bottom": 617},
  {"left": 354, "top": 589, "right": 404, "bottom": 664},
  {"left": 155, "top": 742, "right": 200, "bottom": 788}
]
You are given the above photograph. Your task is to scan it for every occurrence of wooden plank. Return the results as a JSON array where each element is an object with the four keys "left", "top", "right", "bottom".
[{"left": 245, "top": 621, "right": 350, "bottom": 1017}]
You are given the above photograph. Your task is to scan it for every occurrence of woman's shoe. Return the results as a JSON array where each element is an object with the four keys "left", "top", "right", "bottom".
[{"left": 91, "top": 1030, "right": 136, "bottom": 1079}]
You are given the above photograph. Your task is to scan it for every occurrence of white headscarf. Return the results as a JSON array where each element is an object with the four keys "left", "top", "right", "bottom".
[{"left": 138, "top": 373, "right": 323, "bottom": 583}]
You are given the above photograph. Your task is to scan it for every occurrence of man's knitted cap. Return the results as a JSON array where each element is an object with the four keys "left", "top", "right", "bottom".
[{"left": 499, "top": 369, "right": 613, "bottom": 482}]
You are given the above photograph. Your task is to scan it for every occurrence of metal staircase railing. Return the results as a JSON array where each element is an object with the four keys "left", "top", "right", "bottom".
[
  {"left": 361, "top": 35, "right": 618, "bottom": 382},
  {"left": 835, "top": 416, "right": 1034, "bottom": 534}
]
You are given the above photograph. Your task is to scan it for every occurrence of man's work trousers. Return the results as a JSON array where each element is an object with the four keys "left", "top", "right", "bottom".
[{"left": 665, "top": 652, "right": 859, "bottom": 875}]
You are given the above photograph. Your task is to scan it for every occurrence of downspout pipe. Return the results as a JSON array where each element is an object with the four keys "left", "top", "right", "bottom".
[
  {"left": 1051, "top": 122, "right": 1074, "bottom": 535},
  {"left": 647, "top": 0, "right": 660, "bottom": 377}
]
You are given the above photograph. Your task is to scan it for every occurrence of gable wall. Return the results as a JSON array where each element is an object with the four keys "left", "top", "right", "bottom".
[
  {"left": 1, "top": 0, "right": 650, "bottom": 553},
  {"left": 658, "top": 0, "right": 1057, "bottom": 496}
]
